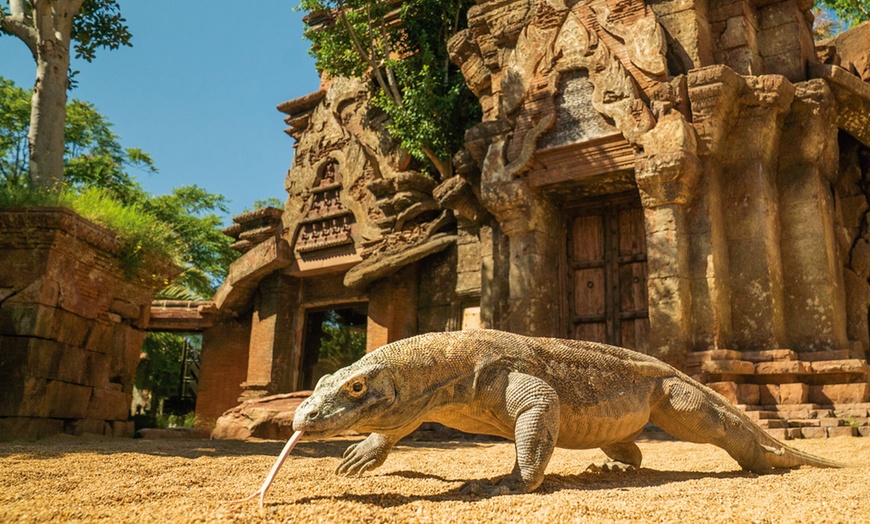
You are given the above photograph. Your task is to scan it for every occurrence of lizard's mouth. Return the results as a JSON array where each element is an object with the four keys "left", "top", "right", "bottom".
[{"left": 293, "top": 403, "right": 358, "bottom": 437}]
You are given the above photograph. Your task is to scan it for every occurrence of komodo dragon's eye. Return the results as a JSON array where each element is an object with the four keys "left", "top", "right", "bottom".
[{"left": 344, "top": 377, "right": 367, "bottom": 399}]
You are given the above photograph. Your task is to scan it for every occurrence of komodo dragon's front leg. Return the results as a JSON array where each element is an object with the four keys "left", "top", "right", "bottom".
[
  {"left": 462, "top": 370, "right": 561, "bottom": 495},
  {"left": 337, "top": 432, "right": 399, "bottom": 476}
]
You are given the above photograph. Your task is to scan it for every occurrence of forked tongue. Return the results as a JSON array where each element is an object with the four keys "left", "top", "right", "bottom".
[{"left": 225, "top": 430, "right": 304, "bottom": 508}]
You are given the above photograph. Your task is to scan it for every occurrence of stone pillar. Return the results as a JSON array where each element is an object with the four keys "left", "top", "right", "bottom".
[
  {"left": 239, "top": 274, "right": 296, "bottom": 400},
  {"left": 479, "top": 223, "right": 511, "bottom": 331},
  {"left": 500, "top": 199, "right": 561, "bottom": 337},
  {"left": 478, "top": 140, "right": 561, "bottom": 337},
  {"left": 366, "top": 265, "right": 419, "bottom": 352},
  {"left": 777, "top": 80, "right": 848, "bottom": 351},
  {"left": 719, "top": 75, "right": 794, "bottom": 350},
  {"left": 685, "top": 66, "right": 744, "bottom": 352},
  {"left": 195, "top": 315, "right": 251, "bottom": 426},
  {"left": 636, "top": 113, "right": 701, "bottom": 367}
]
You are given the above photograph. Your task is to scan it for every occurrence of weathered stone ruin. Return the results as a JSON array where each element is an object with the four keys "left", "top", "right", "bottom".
[
  {"left": 0, "top": 208, "right": 178, "bottom": 440},
  {"left": 197, "top": 5, "right": 870, "bottom": 439}
]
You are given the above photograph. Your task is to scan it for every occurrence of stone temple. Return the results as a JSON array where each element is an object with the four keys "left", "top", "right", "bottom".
[{"left": 188, "top": 1, "right": 870, "bottom": 438}]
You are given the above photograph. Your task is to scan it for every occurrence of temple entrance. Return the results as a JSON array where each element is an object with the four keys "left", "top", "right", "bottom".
[
  {"left": 566, "top": 193, "right": 649, "bottom": 352},
  {"left": 299, "top": 303, "right": 368, "bottom": 390}
]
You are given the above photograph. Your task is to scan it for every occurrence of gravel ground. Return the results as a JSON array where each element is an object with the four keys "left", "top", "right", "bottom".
[{"left": 1, "top": 434, "right": 868, "bottom": 523}]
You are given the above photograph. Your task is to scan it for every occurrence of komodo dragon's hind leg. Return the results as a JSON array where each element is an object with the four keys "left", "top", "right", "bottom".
[
  {"left": 650, "top": 377, "right": 773, "bottom": 473},
  {"left": 461, "top": 371, "right": 560, "bottom": 496},
  {"left": 587, "top": 440, "right": 643, "bottom": 473}
]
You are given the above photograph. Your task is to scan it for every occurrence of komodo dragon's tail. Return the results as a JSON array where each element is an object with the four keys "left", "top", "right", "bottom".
[
  {"left": 705, "top": 384, "right": 847, "bottom": 470},
  {"left": 653, "top": 374, "right": 847, "bottom": 471}
]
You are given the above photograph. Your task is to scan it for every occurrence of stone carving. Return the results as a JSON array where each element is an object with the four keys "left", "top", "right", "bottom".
[
  {"left": 223, "top": 206, "right": 284, "bottom": 254},
  {"left": 277, "top": 76, "right": 456, "bottom": 286},
  {"left": 449, "top": 0, "right": 659, "bottom": 185},
  {"left": 294, "top": 160, "right": 355, "bottom": 254},
  {"left": 592, "top": 5, "right": 667, "bottom": 78}
]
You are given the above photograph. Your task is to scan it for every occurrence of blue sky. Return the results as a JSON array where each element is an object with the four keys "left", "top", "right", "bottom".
[{"left": 0, "top": 1, "right": 322, "bottom": 221}]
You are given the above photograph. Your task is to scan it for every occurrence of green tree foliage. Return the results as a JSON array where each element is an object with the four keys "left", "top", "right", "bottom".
[
  {"left": 299, "top": 0, "right": 481, "bottom": 179},
  {"left": 816, "top": 0, "right": 869, "bottom": 29},
  {"left": 317, "top": 310, "right": 366, "bottom": 372},
  {"left": 0, "top": 76, "right": 236, "bottom": 295},
  {"left": 0, "top": 77, "right": 30, "bottom": 187},
  {"left": 1, "top": 0, "right": 133, "bottom": 188},
  {"left": 1, "top": 75, "right": 238, "bottom": 422}
]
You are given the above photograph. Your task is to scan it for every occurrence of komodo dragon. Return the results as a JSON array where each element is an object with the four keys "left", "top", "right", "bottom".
[{"left": 233, "top": 329, "right": 844, "bottom": 504}]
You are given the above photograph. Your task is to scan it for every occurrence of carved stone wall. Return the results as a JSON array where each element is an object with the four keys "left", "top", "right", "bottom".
[
  {"left": 448, "top": 0, "right": 870, "bottom": 403},
  {"left": 200, "top": 1, "right": 870, "bottom": 432}
]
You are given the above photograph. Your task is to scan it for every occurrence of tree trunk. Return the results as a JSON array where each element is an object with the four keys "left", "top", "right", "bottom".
[
  {"left": 2, "top": 0, "right": 82, "bottom": 189},
  {"left": 28, "top": 40, "right": 70, "bottom": 189}
]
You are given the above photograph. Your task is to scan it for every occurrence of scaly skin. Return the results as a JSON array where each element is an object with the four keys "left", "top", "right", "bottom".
[{"left": 293, "top": 330, "right": 844, "bottom": 494}]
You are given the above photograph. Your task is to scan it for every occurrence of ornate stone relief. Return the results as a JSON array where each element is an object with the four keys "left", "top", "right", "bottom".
[
  {"left": 294, "top": 159, "right": 356, "bottom": 254},
  {"left": 280, "top": 76, "right": 456, "bottom": 285},
  {"left": 450, "top": 0, "right": 662, "bottom": 186}
]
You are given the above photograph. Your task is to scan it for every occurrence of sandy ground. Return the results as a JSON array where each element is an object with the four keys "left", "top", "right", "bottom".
[{"left": 1, "top": 434, "right": 868, "bottom": 523}]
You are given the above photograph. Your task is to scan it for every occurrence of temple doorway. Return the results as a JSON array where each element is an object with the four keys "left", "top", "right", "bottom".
[
  {"left": 565, "top": 193, "right": 650, "bottom": 352},
  {"left": 299, "top": 303, "right": 368, "bottom": 390}
]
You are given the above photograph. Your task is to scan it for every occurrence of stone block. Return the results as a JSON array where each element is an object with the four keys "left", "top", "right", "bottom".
[
  {"left": 826, "top": 426, "right": 857, "bottom": 438},
  {"left": 765, "top": 428, "right": 788, "bottom": 440},
  {"left": 0, "top": 335, "right": 29, "bottom": 378},
  {"left": 788, "top": 419, "right": 820, "bottom": 427},
  {"left": 710, "top": 349, "right": 744, "bottom": 360},
  {"left": 858, "top": 426, "right": 870, "bottom": 437},
  {"left": 88, "top": 387, "right": 131, "bottom": 421},
  {"left": 707, "top": 381, "right": 739, "bottom": 403},
  {"left": 779, "top": 409, "right": 811, "bottom": 420},
  {"left": 742, "top": 349, "right": 797, "bottom": 362},
  {"left": 755, "top": 361, "right": 811, "bottom": 375},
  {"left": 761, "top": 51, "right": 805, "bottom": 83},
  {"left": 786, "top": 428, "right": 802, "bottom": 439},
  {"left": 836, "top": 408, "right": 869, "bottom": 418},
  {"left": 717, "top": 16, "right": 753, "bottom": 50},
  {"left": 819, "top": 417, "right": 843, "bottom": 427},
  {"left": 738, "top": 383, "right": 760, "bottom": 404},
  {"left": 112, "top": 420, "right": 136, "bottom": 438},
  {"left": 810, "top": 359, "right": 869, "bottom": 375},
  {"left": 800, "top": 349, "right": 852, "bottom": 362},
  {"left": 0, "top": 417, "right": 64, "bottom": 442},
  {"left": 84, "top": 321, "right": 115, "bottom": 354},
  {"left": 801, "top": 427, "right": 827, "bottom": 438},
  {"left": 86, "top": 351, "right": 110, "bottom": 388},
  {"left": 759, "top": 384, "right": 780, "bottom": 404},
  {"left": 73, "top": 418, "right": 110, "bottom": 436},
  {"left": 810, "top": 383, "right": 870, "bottom": 404},
  {"left": 779, "top": 383, "right": 809, "bottom": 404},
  {"left": 45, "top": 381, "right": 92, "bottom": 419},
  {"left": 702, "top": 360, "right": 755, "bottom": 374}
]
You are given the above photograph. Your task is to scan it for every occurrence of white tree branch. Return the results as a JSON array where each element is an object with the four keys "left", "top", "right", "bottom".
[{"left": 1, "top": 10, "right": 38, "bottom": 59}]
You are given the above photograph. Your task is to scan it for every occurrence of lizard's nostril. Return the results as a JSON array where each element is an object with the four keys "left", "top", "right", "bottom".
[{"left": 307, "top": 410, "right": 319, "bottom": 420}]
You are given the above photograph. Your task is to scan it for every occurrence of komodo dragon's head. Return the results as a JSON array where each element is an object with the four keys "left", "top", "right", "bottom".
[{"left": 292, "top": 361, "right": 398, "bottom": 438}]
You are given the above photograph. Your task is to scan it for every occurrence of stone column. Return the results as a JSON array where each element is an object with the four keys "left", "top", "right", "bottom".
[
  {"left": 685, "top": 66, "right": 745, "bottom": 352},
  {"left": 635, "top": 113, "right": 702, "bottom": 367},
  {"left": 479, "top": 140, "right": 561, "bottom": 337},
  {"left": 239, "top": 273, "right": 296, "bottom": 400},
  {"left": 777, "top": 80, "right": 848, "bottom": 351},
  {"left": 718, "top": 75, "right": 795, "bottom": 350},
  {"left": 366, "top": 265, "right": 419, "bottom": 352},
  {"left": 196, "top": 315, "right": 252, "bottom": 425}
]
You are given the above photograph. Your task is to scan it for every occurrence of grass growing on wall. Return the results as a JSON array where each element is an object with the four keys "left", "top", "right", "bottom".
[{"left": 0, "top": 185, "right": 183, "bottom": 275}]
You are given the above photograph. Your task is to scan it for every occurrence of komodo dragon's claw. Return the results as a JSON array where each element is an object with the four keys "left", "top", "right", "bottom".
[
  {"left": 586, "top": 461, "right": 638, "bottom": 473},
  {"left": 460, "top": 480, "right": 514, "bottom": 497}
]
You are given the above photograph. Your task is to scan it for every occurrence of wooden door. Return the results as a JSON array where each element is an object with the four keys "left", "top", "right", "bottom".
[{"left": 567, "top": 197, "right": 649, "bottom": 353}]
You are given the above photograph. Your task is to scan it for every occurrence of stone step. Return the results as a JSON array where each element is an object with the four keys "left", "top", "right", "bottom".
[{"left": 810, "top": 359, "right": 869, "bottom": 376}]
